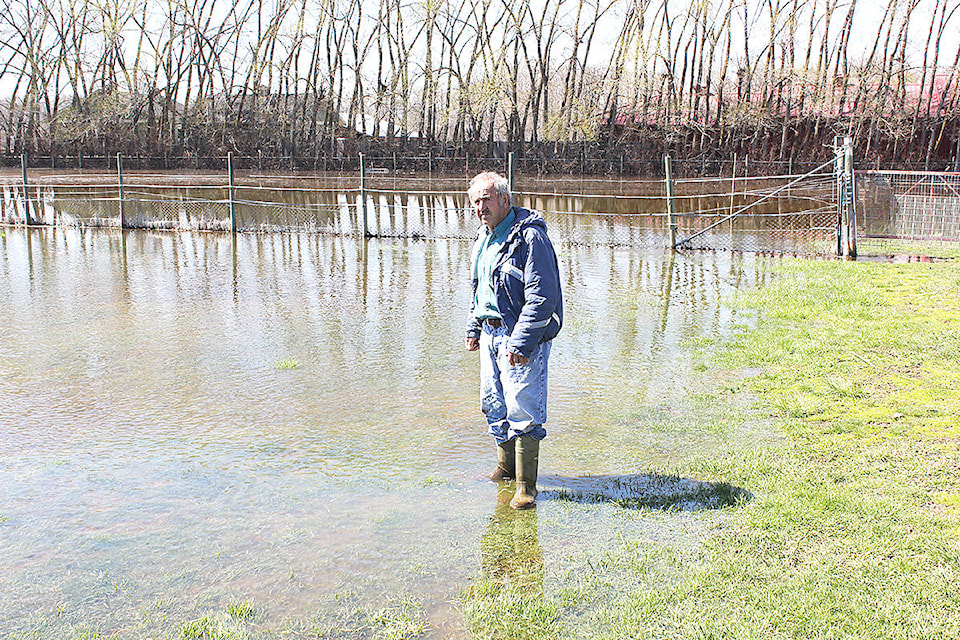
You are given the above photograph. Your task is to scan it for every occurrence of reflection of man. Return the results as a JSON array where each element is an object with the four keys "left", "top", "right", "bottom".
[
  {"left": 465, "top": 172, "right": 563, "bottom": 510},
  {"left": 460, "top": 495, "right": 546, "bottom": 629},
  {"left": 480, "top": 498, "right": 543, "bottom": 587}
]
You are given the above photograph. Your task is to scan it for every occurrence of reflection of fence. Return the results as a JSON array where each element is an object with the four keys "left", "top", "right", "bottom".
[
  {"left": 2, "top": 158, "right": 845, "bottom": 255},
  {"left": 856, "top": 170, "right": 960, "bottom": 256}
]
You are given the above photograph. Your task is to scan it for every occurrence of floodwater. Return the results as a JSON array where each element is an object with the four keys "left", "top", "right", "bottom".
[{"left": 0, "top": 226, "right": 777, "bottom": 637}]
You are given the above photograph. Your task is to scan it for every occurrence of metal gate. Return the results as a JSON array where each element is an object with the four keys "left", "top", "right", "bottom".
[
  {"left": 855, "top": 169, "right": 960, "bottom": 257},
  {"left": 673, "top": 141, "right": 850, "bottom": 256}
]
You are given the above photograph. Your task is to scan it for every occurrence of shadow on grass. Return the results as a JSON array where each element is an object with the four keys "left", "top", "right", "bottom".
[{"left": 537, "top": 473, "right": 752, "bottom": 511}]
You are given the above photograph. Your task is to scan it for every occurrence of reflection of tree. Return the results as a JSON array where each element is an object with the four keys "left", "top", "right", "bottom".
[{"left": 461, "top": 490, "right": 558, "bottom": 640}]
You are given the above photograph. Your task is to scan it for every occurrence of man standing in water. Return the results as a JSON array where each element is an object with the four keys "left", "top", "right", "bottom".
[{"left": 465, "top": 172, "right": 563, "bottom": 510}]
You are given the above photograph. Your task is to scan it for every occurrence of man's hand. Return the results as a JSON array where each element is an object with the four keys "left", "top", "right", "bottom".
[
  {"left": 507, "top": 351, "right": 529, "bottom": 366},
  {"left": 465, "top": 337, "right": 479, "bottom": 351}
]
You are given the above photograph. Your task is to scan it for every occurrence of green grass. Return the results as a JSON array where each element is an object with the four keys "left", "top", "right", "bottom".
[
  {"left": 457, "top": 258, "right": 960, "bottom": 639},
  {"left": 225, "top": 602, "right": 255, "bottom": 621},
  {"left": 591, "top": 259, "right": 960, "bottom": 639},
  {"left": 857, "top": 238, "right": 960, "bottom": 259},
  {"left": 178, "top": 602, "right": 258, "bottom": 639},
  {"left": 273, "top": 359, "right": 299, "bottom": 370}
]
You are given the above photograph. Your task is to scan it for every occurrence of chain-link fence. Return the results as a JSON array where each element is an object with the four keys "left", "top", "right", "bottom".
[
  {"left": 856, "top": 170, "right": 960, "bottom": 257},
  {"left": 9, "top": 162, "right": 960, "bottom": 259},
  {"left": 1, "top": 163, "right": 843, "bottom": 254},
  {"left": 0, "top": 150, "right": 831, "bottom": 179}
]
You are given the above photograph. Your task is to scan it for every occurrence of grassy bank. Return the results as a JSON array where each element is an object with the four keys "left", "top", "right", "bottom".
[
  {"left": 462, "top": 259, "right": 960, "bottom": 639},
  {"left": 637, "top": 259, "right": 960, "bottom": 639}
]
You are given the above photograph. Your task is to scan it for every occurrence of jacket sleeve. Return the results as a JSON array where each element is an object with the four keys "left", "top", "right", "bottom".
[{"left": 507, "top": 227, "right": 561, "bottom": 357}]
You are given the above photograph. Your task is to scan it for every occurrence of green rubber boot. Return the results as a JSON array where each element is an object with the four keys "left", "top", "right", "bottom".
[
  {"left": 490, "top": 438, "right": 516, "bottom": 482},
  {"left": 510, "top": 435, "right": 539, "bottom": 510}
]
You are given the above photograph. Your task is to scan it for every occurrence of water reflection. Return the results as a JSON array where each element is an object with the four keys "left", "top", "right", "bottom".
[
  {"left": 457, "top": 492, "right": 549, "bottom": 639},
  {"left": 480, "top": 498, "right": 544, "bottom": 592},
  {"left": 0, "top": 227, "right": 777, "bottom": 636},
  {"left": 13, "top": 180, "right": 837, "bottom": 253}
]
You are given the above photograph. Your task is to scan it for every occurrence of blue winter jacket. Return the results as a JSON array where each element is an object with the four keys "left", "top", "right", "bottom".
[{"left": 466, "top": 207, "right": 563, "bottom": 357}]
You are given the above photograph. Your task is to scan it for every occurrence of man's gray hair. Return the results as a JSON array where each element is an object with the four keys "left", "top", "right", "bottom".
[{"left": 469, "top": 171, "right": 512, "bottom": 206}]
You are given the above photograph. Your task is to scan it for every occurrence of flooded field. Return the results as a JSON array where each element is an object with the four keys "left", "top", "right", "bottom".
[{"left": 0, "top": 227, "right": 779, "bottom": 637}]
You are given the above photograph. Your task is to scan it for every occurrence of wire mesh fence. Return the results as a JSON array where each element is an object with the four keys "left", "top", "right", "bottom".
[
  {"left": 671, "top": 167, "right": 839, "bottom": 254},
  {"left": 8, "top": 162, "right": 960, "bottom": 259},
  {"left": 1, "top": 163, "right": 843, "bottom": 255},
  {"left": 0, "top": 151, "right": 830, "bottom": 180},
  {"left": 856, "top": 170, "right": 960, "bottom": 257}
]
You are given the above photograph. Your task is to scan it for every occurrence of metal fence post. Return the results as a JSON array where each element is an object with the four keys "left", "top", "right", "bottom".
[
  {"left": 664, "top": 155, "right": 677, "bottom": 249},
  {"left": 228, "top": 152, "right": 237, "bottom": 233},
  {"left": 835, "top": 137, "right": 852, "bottom": 258},
  {"left": 834, "top": 137, "right": 842, "bottom": 256},
  {"left": 508, "top": 151, "right": 515, "bottom": 195},
  {"left": 21, "top": 153, "right": 32, "bottom": 226},
  {"left": 117, "top": 153, "right": 125, "bottom": 229},
  {"left": 729, "top": 154, "right": 738, "bottom": 237},
  {"left": 359, "top": 153, "right": 369, "bottom": 237},
  {"left": 844, "top": 136, "right": 857, "bottom": 259}
]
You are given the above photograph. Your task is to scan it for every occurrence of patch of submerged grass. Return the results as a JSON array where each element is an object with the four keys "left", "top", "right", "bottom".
[
  {"left": 302, "top": 593, "right": 427, "bottom": 639},
  {"left": 273, "top": 359, "right": 299, "bottom": 370},
  {"left": 225, "top": 602, "right": 255, "bottom": 621},
  {"left": 178, "top": 602, "right": 258, "bottom": 640},
  {"left": 178, "top": 616, "right": 220, "bottom": 640}
]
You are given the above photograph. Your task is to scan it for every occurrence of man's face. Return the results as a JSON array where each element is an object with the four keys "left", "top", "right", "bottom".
[{"left": 470, "top": 181, "right": 510, "bottom": 230}]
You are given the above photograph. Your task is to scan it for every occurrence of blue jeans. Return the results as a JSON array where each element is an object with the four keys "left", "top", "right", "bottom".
[{"left": 480, "top": 322, "right": 551, "bottom": 444}]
